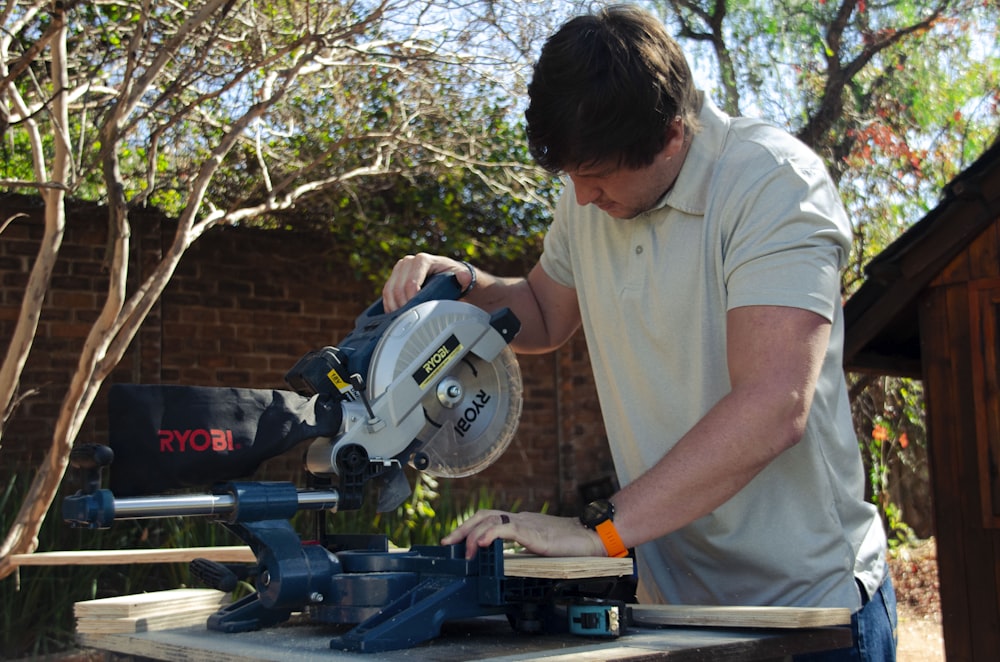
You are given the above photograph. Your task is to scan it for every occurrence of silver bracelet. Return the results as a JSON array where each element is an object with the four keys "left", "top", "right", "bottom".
[{"left": 459, "top": 260, "right": 477, "bottom": 297}]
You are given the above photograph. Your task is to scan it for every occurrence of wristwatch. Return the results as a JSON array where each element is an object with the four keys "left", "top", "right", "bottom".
[{"left": 580, "top": 499, "right": 629, "bottom": 558}]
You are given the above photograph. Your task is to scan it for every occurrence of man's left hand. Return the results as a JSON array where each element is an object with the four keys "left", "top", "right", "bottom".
[{"left": 441, "top": 509, "right": 607, "bottom": 559}]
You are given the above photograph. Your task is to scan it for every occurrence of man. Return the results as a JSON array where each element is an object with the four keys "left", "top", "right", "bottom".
[{"left": 382, "top": 5, "right": 896, "bottom": 660}]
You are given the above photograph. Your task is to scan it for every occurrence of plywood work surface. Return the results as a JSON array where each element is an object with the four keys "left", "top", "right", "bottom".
[{"left": 77, "top": 617, "right": 853, "bottom": 661}]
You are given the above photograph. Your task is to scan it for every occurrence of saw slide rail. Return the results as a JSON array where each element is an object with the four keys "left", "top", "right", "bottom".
[{"left": 63, "top": 474, "right": 341, "bottom": 528}]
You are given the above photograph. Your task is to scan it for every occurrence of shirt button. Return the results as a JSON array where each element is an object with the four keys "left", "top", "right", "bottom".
[{"left": 635, "top": 245, "right": 644, "bottom": 255}]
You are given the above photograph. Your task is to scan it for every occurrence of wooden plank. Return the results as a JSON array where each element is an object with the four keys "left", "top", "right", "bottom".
[
  {"left": 969, "top": 283, "right": 1000, "bottom": 527},
  {"left": 75, "top": 589, "right": 227, "bottom": 619},
  {"left": 920, "top": 283, "right": 974, "bottom": 660},
  {"left": 630, "top": 604, "right": 850, "bottom": 629},
  {"left": 76, "top": 606, "right": 221, "bottom": 634},
  {"left": 502, "top": 553, "right": 633, "bottom": 579},
  {"left": 12, "top": 546, "right": 255, "bottom": 566},
  {"left": 19, "top": 547, "right": 629, "bottom": 578}
]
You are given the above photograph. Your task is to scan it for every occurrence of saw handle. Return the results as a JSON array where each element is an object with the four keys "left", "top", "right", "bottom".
[
  {"left": 360, "top": 272, "right": 463, "bottom": 319},
  {"left": 284, "top": 274, "right": 464, "bottom": 399}
]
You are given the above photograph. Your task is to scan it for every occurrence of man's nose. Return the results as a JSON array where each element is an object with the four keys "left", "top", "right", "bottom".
[{"left": 572, "top": 179, "right": 602, "bottom": 206}]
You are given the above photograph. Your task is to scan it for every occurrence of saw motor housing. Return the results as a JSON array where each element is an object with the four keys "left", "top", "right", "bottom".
[
  {"left": 350, "top": 299, "right": 522, "bottom": 480},
  {"left": 289, "top": 292, "right": 523, "bottom": 510}
]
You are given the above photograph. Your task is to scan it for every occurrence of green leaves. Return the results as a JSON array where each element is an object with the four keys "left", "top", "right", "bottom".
[{"left": 654, "top": 0, "right": 999, "bottom": 286}]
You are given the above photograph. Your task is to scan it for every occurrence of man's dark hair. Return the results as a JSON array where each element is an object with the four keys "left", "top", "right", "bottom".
[{"left": 525, "top": 4, "right": 699, "bottom": 173}]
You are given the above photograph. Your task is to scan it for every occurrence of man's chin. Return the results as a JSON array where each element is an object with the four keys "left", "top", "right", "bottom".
[{"left": 597, "top": 203, "right": 638, "bottom": 219}]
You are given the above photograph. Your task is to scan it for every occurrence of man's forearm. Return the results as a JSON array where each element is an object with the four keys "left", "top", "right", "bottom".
[
  {"left": 464, "top": 263, "right": 581, "bottom": 354},
  {"left": 610, "top": 384, "right": 801, "bottom": 548},
  {"left": 610, "top": 305, "right": 829, "bottom": 549}
]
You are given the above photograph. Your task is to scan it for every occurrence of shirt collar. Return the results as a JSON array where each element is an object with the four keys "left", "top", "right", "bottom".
[{"left": 651, "top": 92, "right": 729, "bottom": 217}]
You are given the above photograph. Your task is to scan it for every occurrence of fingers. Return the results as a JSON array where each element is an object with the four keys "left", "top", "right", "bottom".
[
  {"left": 382, "top": 255, "right": 430, "bottom": 312},
  {"left": 382, "top": 253, "right": 462, "bottom": 312},
  {"left": 441, "top": 510, "right": 607, "bottom": 560},
  {"left": 441, "top": 509, "right": 511, "bottom": 559}
]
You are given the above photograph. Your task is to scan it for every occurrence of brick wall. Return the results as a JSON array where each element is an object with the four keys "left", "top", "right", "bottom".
[{"left": 1, "top": 195, "right": 615, "bottom": 515}]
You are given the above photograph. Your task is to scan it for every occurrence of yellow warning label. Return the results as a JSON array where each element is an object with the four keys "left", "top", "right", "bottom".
[{"left": 327, "top": 368, "right": 352, "bottom": 393}]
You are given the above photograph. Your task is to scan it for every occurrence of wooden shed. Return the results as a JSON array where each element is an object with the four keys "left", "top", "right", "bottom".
[{"left": 843, "top": 139, "right": 1000, "bottom": 661}]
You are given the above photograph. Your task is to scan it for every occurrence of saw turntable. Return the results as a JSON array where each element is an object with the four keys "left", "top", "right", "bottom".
[{"left": 62, "top": 274, "right": 636, "bottom": 653}]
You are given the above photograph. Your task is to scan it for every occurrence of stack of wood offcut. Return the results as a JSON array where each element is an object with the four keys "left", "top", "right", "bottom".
[{"left": 75, "top": 588, "right": 229, "bottom": 634}]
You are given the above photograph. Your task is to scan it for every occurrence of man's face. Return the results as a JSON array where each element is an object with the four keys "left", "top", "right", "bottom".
[
  {"left": 566, "top": 160, "right": 674, "bottom": 219},
  {"left": 564, "top": 123, "right": 688, "bottom": 220}
]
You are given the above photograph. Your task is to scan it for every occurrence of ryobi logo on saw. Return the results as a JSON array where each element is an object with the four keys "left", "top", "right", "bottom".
[
  {"left": 413, "top": 334, "right": 462, "bottom": 388},
  {"left": 159, "top": 429, "right": 240, "bottom": 453}
]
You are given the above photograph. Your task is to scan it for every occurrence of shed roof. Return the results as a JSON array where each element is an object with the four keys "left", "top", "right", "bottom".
[{"left": 843, "top": 139, "right": 1000, "bottom": 378}]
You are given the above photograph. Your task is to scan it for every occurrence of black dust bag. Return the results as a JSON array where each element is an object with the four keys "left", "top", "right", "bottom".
[{"left": 107, "top": 383, "right": 341, "bottom": 496}]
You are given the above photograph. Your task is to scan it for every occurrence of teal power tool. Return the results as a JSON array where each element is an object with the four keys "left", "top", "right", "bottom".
[{"left": 569, "top": 598, "right": 631, "bottom": 637}]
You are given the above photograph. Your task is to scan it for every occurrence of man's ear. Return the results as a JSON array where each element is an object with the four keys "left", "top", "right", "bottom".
[{"left": 662, "top": 116, "right": 686, "bottom": 159}]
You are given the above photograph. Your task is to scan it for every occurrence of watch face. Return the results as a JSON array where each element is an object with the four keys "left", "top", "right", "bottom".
[{"left": 582, "top": 499, "right": 613, "bottom": 527}]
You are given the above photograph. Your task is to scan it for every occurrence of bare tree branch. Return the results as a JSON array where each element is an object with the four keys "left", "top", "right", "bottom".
[
  {"left": 0, "top": 0, "right": 72, "bottom": 576},
  {"left": 668, "top": 0, "right": 740, "bottom": 114},
  {"left": 797, "top": 0, "right": 950, "bottom": 148}
]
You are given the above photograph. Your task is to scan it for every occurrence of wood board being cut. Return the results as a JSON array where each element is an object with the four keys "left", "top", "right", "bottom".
[
  {"left": 74, "top": 588, "right": 850, "bottom": 637},
  {"left": 502, "top": 552, "right": 634, "bottom": 579}
]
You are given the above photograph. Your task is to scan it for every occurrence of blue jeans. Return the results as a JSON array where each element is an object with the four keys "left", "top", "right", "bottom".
[{"left": 794, "top": 577, "right": 898, "bottom": 661}]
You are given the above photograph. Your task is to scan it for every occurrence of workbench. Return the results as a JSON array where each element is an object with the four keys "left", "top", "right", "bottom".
[{"left": 78, "top": 614, "right": 852, "bottom": 661}]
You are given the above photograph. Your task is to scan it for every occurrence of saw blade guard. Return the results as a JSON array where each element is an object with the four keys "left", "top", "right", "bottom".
[{"left": 365, "top": 299, "right": 522, "bottom": 478}]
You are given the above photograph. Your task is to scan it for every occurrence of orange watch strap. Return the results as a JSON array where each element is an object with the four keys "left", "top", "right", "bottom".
[{"left": 594, "top": 519, "right": 628, "bottom": 558}]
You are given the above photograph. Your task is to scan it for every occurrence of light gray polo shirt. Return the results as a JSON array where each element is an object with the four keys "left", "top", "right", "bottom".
[{"left": 539, "top": 94, "right": 887, "bottom": 610}]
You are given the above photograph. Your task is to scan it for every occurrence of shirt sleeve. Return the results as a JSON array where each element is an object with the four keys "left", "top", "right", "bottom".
[
  {"left": 539, "top": 187, "right": 578, "bottom": 289},
  {"left": 720, "top": 144, "right": 851, "bottom": 323}
]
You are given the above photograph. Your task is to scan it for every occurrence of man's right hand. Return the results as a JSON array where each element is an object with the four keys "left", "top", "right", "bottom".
[
  {"left": 383, "top": 254, "right": 581, "bottom": 354},
  {"left": 382, "top": 253, "right": 473, "bottom": 312}
]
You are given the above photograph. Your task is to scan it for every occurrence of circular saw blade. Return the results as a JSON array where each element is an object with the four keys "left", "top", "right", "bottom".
[
  {"left": 367, "top": 301, "right": 522, "bottom": 478},
  {"left": 418, "top": 344, "right": 521, "bottom": 477}
]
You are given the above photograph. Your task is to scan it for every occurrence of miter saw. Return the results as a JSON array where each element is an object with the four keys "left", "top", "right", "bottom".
[{"left": 62, "top": 273, "right": 635, "bottom": 653}]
